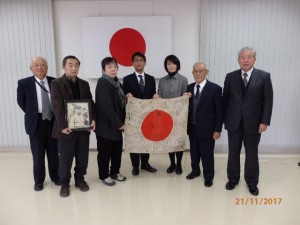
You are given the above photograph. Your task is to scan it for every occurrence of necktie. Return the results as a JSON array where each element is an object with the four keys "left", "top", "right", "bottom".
[
  {"left": 243, "top": 73, "right": 248, "bottom": 87},
  {"left": 195, "top": 84, "right": 200, "bottom": 100},
  {"left": 40, "top": 81, "right": 52, "bottom": 120},
  {"left": 138, "top": 75, "right": 145, "bottom": 92},
  {"left": 192, "top": 84, "right": 201, "bottom": 124}
]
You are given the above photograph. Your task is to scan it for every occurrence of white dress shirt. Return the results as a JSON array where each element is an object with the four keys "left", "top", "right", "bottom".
[
  {"left": 194, "top": 79, "right": 207, "bottom": 95},
  {"left": 241, "top": 67, "right": 254, "bottom": 82},
  {"left": 135, "top": 71, "right": 145, "bottom": 85}
]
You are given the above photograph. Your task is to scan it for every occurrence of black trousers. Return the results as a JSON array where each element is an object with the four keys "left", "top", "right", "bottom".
[
  {"left": 29, "top": 116, "right": 58, "bottom": 185},
  {"left": 96, "top": 135, "right": 123, "bottom": 180},
  {"left": 188, "top": 125, "right": 215, "bottom": 181},
  {"left": 57, "top": 132, "right": 89, "bottom": 184},
  {"left": 130, "top": 153, "right": 149, "bottom": 168},
  {"left": 168, "top": 151, "right": 183, "bottom": 165},
  {"left": 227, "top": 123, "right": 261, "bottom": 186}
]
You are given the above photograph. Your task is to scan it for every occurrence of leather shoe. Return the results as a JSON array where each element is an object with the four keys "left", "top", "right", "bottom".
[
  {"left": 186, "top": 172, "right": 200, "bottom": 180},
  {"left": 132, "top": 167, "right": 139, "bottom": 176},
  {"left": 175, "top": 164, "right": 182, "bottom": 175},
  {"left": 248, "top": 185, "right": 259, "bottom": 196},
  {"left": 141, "top": 163, "right": 157, "bottom": 173},
  {"left": 60, "top": 184, "right": 70, "bottom": 197},
  {"left": 204, "top": 180, "right": 213, "bottom": 187},
  {"left": 225, "top": 181, "right": 238, "bottom": 190},
  {"left": 166, "top": 164, "right": 176, "bottom": 173},
  {"left": 34, "top": 184, "right": 43, "bottom": 191},
  {"left": 75, "top": 181, "right": 89, "bottom": 192}
]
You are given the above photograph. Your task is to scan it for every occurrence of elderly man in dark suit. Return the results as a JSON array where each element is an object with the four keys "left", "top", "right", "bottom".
[
  {"left": 51, "top": 55, "right": 95, "bottom": 197},
  {"left": 186, "top": 63, "right": 223, "bottom": 187},
  {"left": 122, "top": 52, "right": 157, "bottom": 176},
  {"left": 17, "top": 57, "right": 59, "bottom": 191},
  {"left": 223, "top": 47, "right": 273, "bottom": 196}
]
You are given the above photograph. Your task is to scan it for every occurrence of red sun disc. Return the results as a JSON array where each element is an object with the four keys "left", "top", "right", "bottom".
[
  {"left": 141, "top": 110, "right": 173, "bottom": 142},
  {"left": 109, "top": 28, "right": 146, "bottom": 67}
]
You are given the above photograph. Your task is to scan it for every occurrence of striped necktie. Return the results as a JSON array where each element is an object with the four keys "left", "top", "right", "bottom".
[
  {"left": 40, "top": 81, "right": 52, "bottom": 120},
  {"left": 138, "top": 75, "right": 145, "bottom": 92}
]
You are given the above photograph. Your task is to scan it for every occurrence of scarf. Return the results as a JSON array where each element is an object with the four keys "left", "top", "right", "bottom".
[{"left": 102, "top": 74, "right": 126, "bottom": 108}]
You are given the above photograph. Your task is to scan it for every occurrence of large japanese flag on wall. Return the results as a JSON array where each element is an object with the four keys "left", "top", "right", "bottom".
[
  {"left": 82, "top": 16, "right": 172, "bottom": 78},
  {"left": 124, "top": 96, "right": 189, "bottom": 153}
]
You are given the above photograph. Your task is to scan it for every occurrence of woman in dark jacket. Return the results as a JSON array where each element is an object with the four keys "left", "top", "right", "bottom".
[{"left": 95, "top": 57, "right": 126, "bottom": 186}]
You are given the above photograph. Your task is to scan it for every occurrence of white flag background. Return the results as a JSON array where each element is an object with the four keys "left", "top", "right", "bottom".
[
  {"left": 82, "top": 16, "right": 172, "bottom": 78},
  {"left": 124, "top": 96, "right": 189, "bottom": 153}
]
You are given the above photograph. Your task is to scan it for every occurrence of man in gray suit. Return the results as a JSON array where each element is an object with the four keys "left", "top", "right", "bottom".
[{"left": 223, "top": 47, "right": 273, "bottom": 196}]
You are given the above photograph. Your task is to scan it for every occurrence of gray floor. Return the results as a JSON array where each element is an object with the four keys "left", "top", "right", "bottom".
[{"left": 0, "top": 149, "right": 299, "bottom": 225}]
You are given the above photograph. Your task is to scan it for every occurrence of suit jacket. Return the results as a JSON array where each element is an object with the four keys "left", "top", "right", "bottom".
[
  {"left": 187, "top": 80, "right": 223, "bottom": 139},
  {"left": 223, "top": 68, "right": 273, "bottom": 133},
  {"left": 95, "top": 77, "right": 125, "bottom": 141},
  {"left": 122, "top": 73, "right": 156, "bottom": 99},
  {"left": 51, "top": 74, "right": 95, "bottom": 139},
  {"left": 17, "top": 75, "right": 55, "bottom": 136}
]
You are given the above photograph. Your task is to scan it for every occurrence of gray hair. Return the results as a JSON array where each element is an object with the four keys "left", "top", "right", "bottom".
[
  {"left": 30, "top": 56, "right": 48, "bottom": 67},
  {"left": 238, "top": 47, "right": 257, "bottom": 58},
  {"left": 193, "top": 62, "right": 207, "bottom": 70}
]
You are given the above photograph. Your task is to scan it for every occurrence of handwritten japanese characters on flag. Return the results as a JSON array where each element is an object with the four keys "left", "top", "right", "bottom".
[{"left": 124, "top": 96, "right": 189, "bottom": 153}]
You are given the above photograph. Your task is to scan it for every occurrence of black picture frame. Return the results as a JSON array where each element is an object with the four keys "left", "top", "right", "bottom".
[{"left": 65, "top": 99, "right": 92, "bottom": 131}]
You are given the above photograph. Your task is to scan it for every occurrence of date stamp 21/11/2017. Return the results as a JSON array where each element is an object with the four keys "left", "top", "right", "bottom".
[{"left": 235, "top": 197, "right": 282, "bottom": 205}]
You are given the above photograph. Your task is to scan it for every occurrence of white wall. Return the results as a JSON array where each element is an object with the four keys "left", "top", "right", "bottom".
[
  {"left": 0, "top": 0, "right": 56, "bottom": 146},
  {"left": 199, "top": 0, "right": 300, "bottom": 150}
]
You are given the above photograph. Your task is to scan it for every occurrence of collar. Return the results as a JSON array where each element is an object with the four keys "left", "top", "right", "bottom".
[
  {"left": 195, "top": 79, "right": 207, "bottom": 87},
  {"left": 135, "top": 71, "right": 145, "bottom": 76},
  {"left": 167, "top": 72, "right": 179, "bottom": 79},
  {"left": 34, "top": 76, "right": 47, "bottom": 83},
  {"left": 65, "top": 74, "right": 78, "bottom": 83},
  {"left": 241, "top": 67, "right": 254, "bottom": 78}
]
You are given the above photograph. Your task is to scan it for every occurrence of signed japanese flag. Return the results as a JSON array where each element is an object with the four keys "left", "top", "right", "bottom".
[{"left": 124, "top": 96, "right": 189, "bottom": 153}]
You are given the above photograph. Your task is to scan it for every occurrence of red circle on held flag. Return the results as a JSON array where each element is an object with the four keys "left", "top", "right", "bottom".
[
  {"left": 109, "top": 28, "right": 146, "bottom": 67},
  {"left": 141, "top": 110, "right": 173, "bottom": 142}
]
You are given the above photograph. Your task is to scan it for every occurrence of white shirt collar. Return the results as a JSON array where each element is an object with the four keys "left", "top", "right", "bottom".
[
  {"left": 241, "top": 67, "right": 254, "bottom": 78},
  {"left": 34, "top": 76, "right": 48, "bottom": 84},
  {"left": 195, "top": 79, "right": 207, "bottom": 87},
  {"left": 194, "top": 79, "right": 207, "bottom": 94},
  {"left": 135, "top": 71, "right": 145, "bottom": 78}
]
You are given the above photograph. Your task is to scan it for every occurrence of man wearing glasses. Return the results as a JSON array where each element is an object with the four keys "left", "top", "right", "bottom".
[{"left": 122, "top": 51, "right": 157, "bottom": 176}]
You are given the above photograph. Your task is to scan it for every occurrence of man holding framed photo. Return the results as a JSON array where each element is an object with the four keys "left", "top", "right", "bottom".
[{"left": 51, "top": 55, "right": 95, "bottom": 197}]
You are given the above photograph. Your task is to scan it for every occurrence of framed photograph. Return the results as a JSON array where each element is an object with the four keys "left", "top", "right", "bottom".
[{"left": 65, "top": 99, "right": 92, "bottom": 131}]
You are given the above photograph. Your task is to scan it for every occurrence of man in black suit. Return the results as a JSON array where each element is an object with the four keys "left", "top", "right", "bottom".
[
  {"left": 17, "top": 57, "right": 59, "bottom": 191},
  {"left": 122, "top": 52, "right": 157, "bottom": 176},
  {"left": 186, "top": 63, "right": 223, "bottom": 187},
  {"left": 223, "top": 47, "right": 273, "bottom": 196},
  {"left": 51, "top": 55, "right": 95, "bottom": 197}
]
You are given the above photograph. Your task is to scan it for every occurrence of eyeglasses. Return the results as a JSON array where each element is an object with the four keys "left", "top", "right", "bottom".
[
  {"left": 133, "top": 59, "right": 145, "bottom": 62},
  {"left": 32, "top": 64, "right": 47, "bottom": 68},
  {"left": 239, "top": 55, "right": 255, "bottom": 60},
  {"left": 193, "top": 69, "right": 207, "bottom": 73}
]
